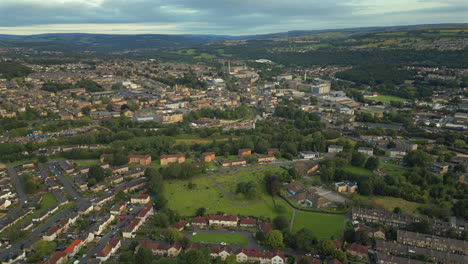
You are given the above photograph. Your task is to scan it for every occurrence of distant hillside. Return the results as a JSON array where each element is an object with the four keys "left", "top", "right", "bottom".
[{"left": 0, "top": 33, "right": 238, "bottom": 52}]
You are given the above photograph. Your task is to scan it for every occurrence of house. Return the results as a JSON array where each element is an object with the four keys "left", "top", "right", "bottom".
[
  {"left": 432, "top": 163, "right": 449, "bottom": 175},
  {"left": 64, "top": 240, "right": 83, "bottom": 257},
  {"left": 192, "top": 216, "right": 208, "bottom": 229},
  {"left": 357, "top": 147, "right": 374, "bottom": 156},
  {"left": 235, "top": 248, "right": 285, "bottom": 264},
  {"left": 202, "top": 152, "right": 216, "bottom": 162},
  {"left": 122, "top": 218, "right": 142, "bottom": 238},
  {"left": 160, "top": 153, "right": 186, "bottom": 166},
  {"left": 239, "top": 218, "right": 257, "bottom": 228},
  {"left": 396, "top": 141, "right": 418, "bottom": 151},
  {"left": 397, "top": 230, "right": 467, "bottom": 255},
  {"left": 257, "top": 155, "right": 276, "bottom": 163},
  {"left": 112, "top": 165, "right": 129, "bottom": 174},
  {"left": 44, "top": 251, "right": 68, "bottom": 264},
  {"left": 131, "top": 194, "right": 150, "bottom": 204},
  {"left": 238, "top": 148, "right": 252, "bottom": 158},
  {"left": 354, "top": 224, "right": 386, "bottom": 240},
  {"left": 208, "top": 215, "right": 238, "bottom": 227},
  {"left": 295, "top": 161, "right": 319, "bottom": 176},
  {"left": 96, "top": 238, "right": 121, "bottom": 262},
  {"left": 210, "top": 246, "right": 233, "bottom": 260},
  {"left": 259, "top": 222, "right": 272, "bottom": 234},
  {"left": 128, "top": 154, "right": 152, "bottom": 166},
  {"left": 328, "top": 145, "right": 344, "bottom": 154},
  {"left": 376, "top": 252, "right": 426, "bottom": 264},
  {"left": 136, "top": 241, "right": 182, "bottom": 257},
  {"left": 220, "top": 158, "right": 247, "bottom": 167},
  {"left": 290, "top": 190, "right": 331, "bottom": 208},
  {"left": 347, "top": 243, "right": 368, "bottom": 259},
  {"left": 335, "top": 181, "right": 357, "bottom": 193},
  {"left": 92, "top": 214, "right": 115, "bottom": 235},
  {"left": 266, "top": 148, "right": 279, "bottom": 156},
  {"left": 299, "top": 151, "right": 320, "bottom": 159},
  {"left": 389, "top": 149, "right": 407, "bottom": 158},
  {"left": 171, "top": 220, "right": 189, "bottom": 231},
  {"left": 1, "top": 250, "right": 26, "bottom": 264},
  {"left": 295, "top": 256, "right": 321, "bottom": 264},
  {"left": 285, "top": 182, "right": 305, "bottom": 196},
  {"left": 136, "top": 204, "right": 154, "bottom": 222},
  {"left": 110, "top": 201, "right": 126, "bottom": 215}
]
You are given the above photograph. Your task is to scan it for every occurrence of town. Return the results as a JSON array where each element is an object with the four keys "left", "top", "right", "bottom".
[{"left": 0, "top": 26, "right": 467, "bottom": 264}]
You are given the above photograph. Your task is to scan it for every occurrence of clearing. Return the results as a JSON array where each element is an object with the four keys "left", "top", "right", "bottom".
[
  {"left": 292, "top": 211, "right": 345, "bottom": 240},
  {"left": 368, "top": 95, "right": 407, "bottom": 103}
]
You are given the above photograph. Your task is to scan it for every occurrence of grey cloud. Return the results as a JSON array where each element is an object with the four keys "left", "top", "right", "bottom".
[{"left": 0, "top": 0, "right": 465, "bottom": 34}]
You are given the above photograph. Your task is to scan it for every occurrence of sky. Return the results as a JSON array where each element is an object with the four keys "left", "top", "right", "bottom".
[{"left": 0, "top": 0, "right": 466, "bottom": 35}]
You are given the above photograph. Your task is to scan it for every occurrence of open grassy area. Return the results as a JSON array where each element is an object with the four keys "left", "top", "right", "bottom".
[
  {"left": 292, "top": 211, "right": 345, "bottom": 240},
  {"left": 343, "top": 166, "right": 373, "bottom": 176},
  {"left": 367, "top": 196, "right": 423, "bottom": 216},
  {"left": 190, "top": 233, "right": 248, "bottom": 245},
  {"left": 164, "top": 167, "right": 292, "bottom": 219},
  {"left": 379, "top": 162, "right": 406, "bottom": 177},
  {"left": 74, "top": 160, "right": 99, "bottom": 167},
  {"left": 368, "top": 95, "right": 407, "bottom": 103}
]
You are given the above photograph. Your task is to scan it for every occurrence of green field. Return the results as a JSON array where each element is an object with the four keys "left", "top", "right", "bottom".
[
  {"left": 74, "top": 160, "right": 99, "bottom": 167},
  {"left": 164, "top": 167, "right": 293, "bottom": 219},
  {"left": 368, "top": 95, "right": 407, "bottom": 103},
  {"left": 367, "top": 196, "right": 423, "bottom": 216},
  {"left": 190, "top": 233, "right": 248, "bottom": 245},
  {"left": 343, "top": 165, "right": 373, "bottom": 176},
  {"left": 292, "top": 211, "right": 345, "bottom": 240},
  {"left": 379, "top": 162, "right": 406, "bottom": 177}
]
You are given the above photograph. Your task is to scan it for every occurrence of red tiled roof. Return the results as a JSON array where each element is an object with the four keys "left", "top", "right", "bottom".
[
  {"left": 259, "top": 222, "right": 272, "bottom": 234},
  {"left": 209, "top": 215, "right": 238, "bottom": 222},
  {"left": 137, "top": 204, "right": 153, "bottom": 218},
  {"left": 160, "top": 153, "right": 185, "bottom": 159},
  {"left": 64, "top": 240, "right": 82, "bottom": 253},
  {"left": 45, "top": 251, "right": 67, "bottom": 264},
  {"left": 192, "top": 216, "right": 208, "bottom": 224},
  {"left": 97, "top": 238, "right": 120, "bottom": 257},
  {"left": 331, "top": 240, "right": 343, "bottom": 249},
  {"left": 128, "top": 154, "right": 151, "bottom": 159},
  {"left": 240, "top": 218, "right": 257, "bottom": 225},
  {"left": 171, "top": 220, "right": 189, "bottom": 229},
  {"left": 347, "top": 243, "right": 369, "bottom": 255},
  {"left": 202, "top": 152, "right": 215, "bottom": 157}
]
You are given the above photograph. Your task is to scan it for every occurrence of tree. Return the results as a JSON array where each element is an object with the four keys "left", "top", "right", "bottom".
[
  {"left": 365, "top": 156, "right": 380, "bottom": 171},
  {"left": 224, "top": 255, "right": 238, "bottom": 264},
  {"left": 351, "top": 151, "right": 367, "bottom": 167},
  {"left": 115, "top": 190, "right": 127, "bottom": 202},
  {"left": 87, "top": 165, "right": 106, "bottom": 184},
  {"left": 266, "top": 230, "right": 284, "bottom": 248},
  {"left": 196, "top": 207, "right": 206, "bottom": 217},
  {"left": 235, "top": 181, "right": 259, "bottom": 200},
  {"left": 32, "top": 240, "right": 56, "bottom": 258},
  {"left": 179, "top": 249, "right": 211, "bottom": 264},
  {"left": 273, "top": 216, "right": 289, "bottom": 231},
  {"left": 154, "top": 213, "right": 169, "bottom": 228},
  {"left": 319, "top": 240, "right": 336, "bottom": 257},
  {"left": 135, "top": 247, "right": 152, "bottom": 264},
  {"left": 293, "top": 228, "right": 317, "bottom": 251},
  {"left": 146, "top": 168, "right": 164, "bottom": 194},
  {"left": 393, "top": 207, "right": 402, "bottom": 214},
  {"left": 355, "top": 229, "right": 370, "bottom": 245},
  {"left": 154, "top": 195, "right": 168, "bottom": 210},
  {"left": 404, "top": 150, "right": 433, "bottom": 168},
  {"left": 81, "top": 106, "right": 91, "bottom": 116},
  {"left": 165, "top": 228, "right": 183, "bottom": 243},
  {"left": 453, "top": 199, "right": 468, "bottom": 219}
]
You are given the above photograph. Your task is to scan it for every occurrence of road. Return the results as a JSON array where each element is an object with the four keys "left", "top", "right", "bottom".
[
  {"left": 48, "top": 162, "right": 83, "bottom": 201},
  {"left": 0, "top": 166, "right": 28, "bottom": 228}
]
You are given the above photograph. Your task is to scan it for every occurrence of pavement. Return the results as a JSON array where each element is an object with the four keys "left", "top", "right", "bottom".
[{"left": 0, "top": 166, "right": 28, "bottom": 229}]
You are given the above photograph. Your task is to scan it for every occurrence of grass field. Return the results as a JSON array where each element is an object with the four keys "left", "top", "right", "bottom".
[
  {"left": 380, "top": 163, "right": 406, "bottom": 177},
  {"left": 190, "top": 233, "right": 248, "bottom": 245},
  {"left": 343, "top": 166, "right": 373, "bottom": 176},
  {"left": 164, "top": 167, "right": 293, "bottom": 219},
  {"left": 368, "top": 95, "right": 407, "bottom": 103},
  {"left": 292, "top": 211, "right": 345, "bottom": 240},
  {"left": 74, "top": 160, "right": 99, "bottom": 167},
  {"left": 367, "top": 196, "right": 423, "bottom": 216}
]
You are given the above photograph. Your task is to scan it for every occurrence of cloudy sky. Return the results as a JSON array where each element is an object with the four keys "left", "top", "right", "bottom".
[{"left": 0, "top": 0, "right": 466, "bottom": 35}]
